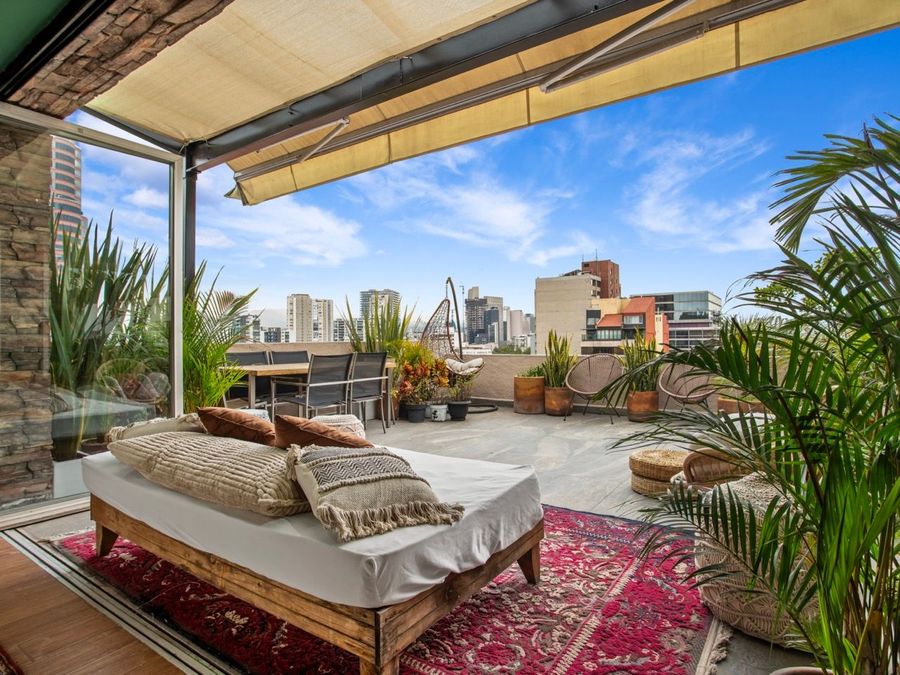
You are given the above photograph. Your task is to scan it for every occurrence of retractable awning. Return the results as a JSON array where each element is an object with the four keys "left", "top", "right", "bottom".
[{"left": 82, "top": 0, "right": 900, "bottom": 205}]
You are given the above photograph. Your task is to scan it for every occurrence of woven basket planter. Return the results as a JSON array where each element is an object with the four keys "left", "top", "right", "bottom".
[
  {"left": 695, "top": 474, "right": 818, "bottom": 650},
  {"left": 630, "top": 473, "right": 672, "bottom": 496}
]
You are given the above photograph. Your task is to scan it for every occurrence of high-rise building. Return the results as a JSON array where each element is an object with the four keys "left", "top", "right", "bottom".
[
  {"left": 579, "top": 259, "right": 620, "bottom": 298},
  {"left": 50, "top": 136, "right": 87, "bottom": 262},
  {"left": 359, "top": 289, "right": 400, "bottom": 319},
  {"left": 263, "top": 327, "right": 288, "bottom": 343},
  {"left": 508, "top": 309, "right": 526, "bottom": 340},
  {"left": 464, "top": 287, "right": 503, "bottom": 344},
  {"left": 312, "top": 298, "right": 333, "bottom": 342},
  {"left": 534, "top": 272, "right": 604, "bottom": 354},
  {"left": 286, "top": 293, "right": 313, "bottom": 342},
  {"left": 640, "top": 291, "right": 722, "bottom": 349},
  {"left": 233, "top": 313, "right": 261, "bottom": 343}
]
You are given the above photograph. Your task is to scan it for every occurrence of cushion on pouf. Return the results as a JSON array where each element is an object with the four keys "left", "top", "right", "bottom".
[
  {"left": 109, "top": 431, "right": 308, "bottom": 516},
  {"left": 198, "top": 407, "right": 276, "bottom": 446},
  {"left": 274, "top": 415, "right": 373, "bottom": 449},
  {"left": 287, "top": 445, "right": 464, "bottom": 542},
  {"left": 107, "top": 413, "right": 206, "bottom": 442},
  {"left": 310, "top": 414, "right": 366, "bottom": 439}
]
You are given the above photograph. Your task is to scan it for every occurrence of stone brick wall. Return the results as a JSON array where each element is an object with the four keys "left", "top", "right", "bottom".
[
  {"left": 10, "top": 0, "right": 234, "bottom": 118},
  {"left": 0, "top": 123, "right": 53, "bottom": 508}
]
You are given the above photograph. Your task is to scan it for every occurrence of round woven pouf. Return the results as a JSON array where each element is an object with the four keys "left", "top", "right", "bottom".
[{"left": 629, "top": 448, "right": 689, "bottom": 496}]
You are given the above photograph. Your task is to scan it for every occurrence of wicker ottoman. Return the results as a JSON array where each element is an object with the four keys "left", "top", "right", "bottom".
[
  {"left": 310, "top": 414, "right": 366, "bottom": 439},
  {"left": 629, "top": 448, "right": 689, "bottom": 496}
]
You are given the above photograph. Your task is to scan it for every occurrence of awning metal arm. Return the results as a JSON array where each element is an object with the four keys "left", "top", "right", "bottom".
[
  {"left": 232, "top": 117, "right": 349, "bottom": 182},
  {"left": 539, "top": 0, "right": 699, "bottom": 93}
]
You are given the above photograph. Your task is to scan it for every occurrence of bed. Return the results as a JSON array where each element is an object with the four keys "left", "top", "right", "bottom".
[{"left": 83, "top": 448, "right": 544, "bottom": 674}]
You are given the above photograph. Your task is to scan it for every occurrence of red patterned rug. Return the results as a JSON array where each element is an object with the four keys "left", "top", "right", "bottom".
[{"left": 54, "top": 506, "right": 726, "bottom": 674}]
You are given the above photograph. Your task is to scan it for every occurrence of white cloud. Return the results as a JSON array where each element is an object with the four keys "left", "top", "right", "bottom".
[
  {"left": 622, "top": 128, "right": 776, "bottom": 252},
  {"left": 346, "top": 148, "right": 586, "bottom": 264},
  {"left": 125, "top": 186, "right": 168, "bottom": 208},
  {"left": 196, "top": 228, "right": 235, "bottom": 248}
]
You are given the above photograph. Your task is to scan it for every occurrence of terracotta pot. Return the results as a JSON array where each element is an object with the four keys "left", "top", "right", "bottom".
[
  {"left": 544, "top": 387, "right": 574, "bottom": 417},
  {"left": 717, "top": 395, "right": 766, "bottom": 415},
  {"left": 627, "top": 390, "right": 659, "bottom": 422},
  {"left": 514, "top": 376, "right": 545, "bottom": 414}
]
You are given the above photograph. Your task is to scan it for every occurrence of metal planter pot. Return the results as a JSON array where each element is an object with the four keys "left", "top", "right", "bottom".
[
  {"left": 514, "top": 376, "right": 545, "bottom": 414},
  {"left": 544, "top": 387, "right": 574, "bottom": 417}
]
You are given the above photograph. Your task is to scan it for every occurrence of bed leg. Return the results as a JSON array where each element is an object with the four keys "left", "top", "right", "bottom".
[
  {"left": 517, "top": 543, "right": 541, "bottom": 584},
  {"left": 95, "top": 523, "right": 118, "bottom": 556},
  {"left": 359, "top": 656, "right": 399, "bottom": 675}
]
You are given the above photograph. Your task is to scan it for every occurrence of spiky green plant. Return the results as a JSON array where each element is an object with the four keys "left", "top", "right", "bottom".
[
  {"left": 342, "top": 293, "right": 413, "bottom": 359},
  {"left": 541, "top": 330, "right": 577, "bottom": 388},
  {"left": 181, "top": 262, "right": 256, "bottom": 412},
  {"left": 615, "top": 331, "right": 662, "bottom": 394},
  {"left": 597, "top": 118, "right": 900, "bottom": 674},
  {"left": 49, "top": 216, "right": 158, "bottom": 460}
]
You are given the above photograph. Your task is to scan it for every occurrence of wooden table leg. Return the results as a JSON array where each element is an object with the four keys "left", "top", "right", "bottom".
[
  {"left": 360, "top": 657, "right": 399, "bottom": 675},
  {"left": 517, "top": 543, "right": 541, "bottom": 584},
  {"left": 96, "top": 523, "right": 118, "bottom": 556}
]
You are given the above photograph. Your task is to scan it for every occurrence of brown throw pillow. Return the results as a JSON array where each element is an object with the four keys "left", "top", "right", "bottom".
[
  {"left": 198, "top": 407, "right": 276, "bottom": 446},
  {"left": 274, "top": 414, "right": 373, "bottom": 449}
]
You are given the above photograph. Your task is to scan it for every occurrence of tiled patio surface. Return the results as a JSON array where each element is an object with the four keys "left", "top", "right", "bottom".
[{"left": 378, "top": 406, "right": 811, "bottom": 675}]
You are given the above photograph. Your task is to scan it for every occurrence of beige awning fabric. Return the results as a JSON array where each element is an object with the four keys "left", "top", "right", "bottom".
[
  {"left": 84, "top": 0, "right": 899, "bottom": 206},
  {"left": 226, "top": 0, "right": 899, "bottom": 205}
]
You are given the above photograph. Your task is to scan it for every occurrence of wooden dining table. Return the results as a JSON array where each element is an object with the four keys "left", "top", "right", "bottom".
[{"left": 228, "top": 360, "right": 396, "bottom": 425}]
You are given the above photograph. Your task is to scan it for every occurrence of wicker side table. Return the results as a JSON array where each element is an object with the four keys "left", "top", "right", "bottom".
[{"left": 629, "top": 448, "right": 689, "bottom": 496}]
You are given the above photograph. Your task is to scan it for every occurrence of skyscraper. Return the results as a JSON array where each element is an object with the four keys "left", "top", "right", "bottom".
[
  {"left": 312, "top": 298, "right": 333, "bottom": 342},
  {"left": 464, "top": 287, "right": 504, "bottom": 344},
  {"left": 359, "top": 289, "right": 400, "bottom": 319},
  {"left": 49, "top": 136, "right": 87, "bottom": 262},
  {"left": 286, "top": 293, "right": 313, "bottom": 342}
]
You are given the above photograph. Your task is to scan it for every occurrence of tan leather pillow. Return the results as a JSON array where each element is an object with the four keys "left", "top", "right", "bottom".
[
  {"left": 274, "top": 414, "right": 373, "bottom": 449},
  {"left": 198, "top": 407, "right": 276, "bottom": 446}
]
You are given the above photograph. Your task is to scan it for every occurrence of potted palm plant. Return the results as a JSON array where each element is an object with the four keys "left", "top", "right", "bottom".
[
  {"left": 597, "top": 119, "right": 900, "bottom": 675},
  {"left": 514, "top": 364, "right": 545, "bottom": 414},
  {"left": 542, "top": 331, "right": 578, "bottom": 416},
  {"left": 617, "top": 331, "right": 662, "bottom": 422}
]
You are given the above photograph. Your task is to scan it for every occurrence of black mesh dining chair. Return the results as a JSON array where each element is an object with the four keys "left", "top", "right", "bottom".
[
  {"left": 223, "top": 351, "right": 270, "bottom": 409},
  {"left": 268, "top": 350, "right": 310, "bottom": 403},
  {"left": 275, "top": 353, "right": 354, "bottom": 418},
  {"left": 349, "top": 352, "right": 388, "bottom": 433}
]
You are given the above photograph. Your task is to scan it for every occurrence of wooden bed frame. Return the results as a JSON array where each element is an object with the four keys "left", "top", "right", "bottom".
[{"left": 91, "top": 496, "right": 544, "bottom": 674}]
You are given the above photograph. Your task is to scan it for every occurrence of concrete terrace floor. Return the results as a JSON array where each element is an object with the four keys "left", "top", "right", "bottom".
[{"left": 377, "top": 406, "right": 811, "bottom": 675}]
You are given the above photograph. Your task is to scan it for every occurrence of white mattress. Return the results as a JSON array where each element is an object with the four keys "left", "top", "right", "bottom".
[{"left": 82, "top": 448, "right": 542, "bottom": 607}]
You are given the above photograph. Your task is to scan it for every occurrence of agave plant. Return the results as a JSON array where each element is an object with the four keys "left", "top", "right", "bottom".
[
  {"left": 49, "top": 216, "right": 158, "bottom": 460},
  {"left": 181, "top": 261, "right": 257, "bottom": 413},
  {"left": 598, "top": 118, "right": 899, "bottom": 674}
]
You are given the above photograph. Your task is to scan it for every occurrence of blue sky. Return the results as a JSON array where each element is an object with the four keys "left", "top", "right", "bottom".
[{"left": 72, "top": 27, "right": 899, "bottom": 327}]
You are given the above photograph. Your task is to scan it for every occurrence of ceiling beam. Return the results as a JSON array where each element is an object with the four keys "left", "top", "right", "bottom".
[{"left": 187, "top": 0, "right": 661, "bottom": 171}]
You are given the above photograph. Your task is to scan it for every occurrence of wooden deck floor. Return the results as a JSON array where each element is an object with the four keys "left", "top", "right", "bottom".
[{"left": 0, "top": 538, "right": 178, "bottom": 674}]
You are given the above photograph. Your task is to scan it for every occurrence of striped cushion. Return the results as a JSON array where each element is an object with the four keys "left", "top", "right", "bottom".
[{"left": 109, "top": 431, "right": 308, "bottom": 516}]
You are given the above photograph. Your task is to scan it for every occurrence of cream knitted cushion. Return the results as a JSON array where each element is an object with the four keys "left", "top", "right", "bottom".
[
  {"left": 287, "top": 445, "right": 463, "bottom": 542},
  {"left": 109, "top": 431, "right": 308, "bottom": 516},
  {"left": 107, "top": 413, "right": 206, "bottom": 442},
  {"left": 310, "top": 414, "right": 366, "bottom": 439}
]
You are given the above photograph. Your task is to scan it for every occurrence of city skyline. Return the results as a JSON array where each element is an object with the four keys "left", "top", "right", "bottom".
[{"left": 68, "top": 30, "right": 898, "bottom": 319}]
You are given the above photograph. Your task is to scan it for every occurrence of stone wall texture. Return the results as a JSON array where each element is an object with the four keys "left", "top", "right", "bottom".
[
  {"left": 0, "top": 123, "right": 53, "bottom": 508},
  {"left": 10, "top": 0, "right": 234, "bottom": 118}
]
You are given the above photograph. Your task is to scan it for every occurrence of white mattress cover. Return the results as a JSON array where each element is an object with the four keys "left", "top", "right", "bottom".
[{"left": 82, "top": 447, "right": 542, "bottom": 607}]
